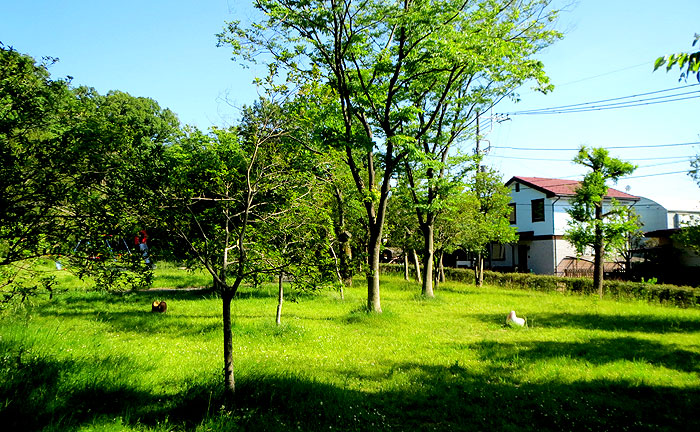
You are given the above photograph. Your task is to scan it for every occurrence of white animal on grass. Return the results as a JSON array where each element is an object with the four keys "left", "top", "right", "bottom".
[{"left": 506, "top": 310, "right": 526, "bottom": 327}]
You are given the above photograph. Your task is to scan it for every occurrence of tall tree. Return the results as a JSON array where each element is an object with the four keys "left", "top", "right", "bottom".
[
  {"left": 653, "top": 34, "right": 700, "bottom": 252},
  {"left": 386, "top": 180, "right": 424, "bottom": 282},
  {"left": 565, "top": 147, "right": 639, "bottom": 298},
  {"left": 220, "top": 0, "right": 560, "bottom": 311}
]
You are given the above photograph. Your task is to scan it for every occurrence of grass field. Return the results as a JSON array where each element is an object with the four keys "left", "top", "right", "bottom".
[{"left": 1, "top": 263, "right": 699, "bottom": 431}]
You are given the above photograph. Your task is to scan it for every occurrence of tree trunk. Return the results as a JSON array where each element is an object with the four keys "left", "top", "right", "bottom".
[
  {"left": 339, "top": 231, "right": 353, "bottom": 287},
  {"left": 403, "top": 250, "right": 410, "bottom": 281},
  {"left": 222, "top": 289, "right": 235, "bottom": 395},
  {"left": 276, "top": 272, "right": 283, "bottom": 325},
  {"left": 412, "top": 249, "right": 422, "bottom": 283},
  {"left": 329, "top": 245, "right": 345, "bottom": 300},
  {"left": 594, "top": 205, "right": 604, "bottom": 298},
  {"left": 367, "top": 229, "right": 382, "bottom": 313},
  {"left": 438, "top": 251, "right": 445, "bottom": 283},
  {"left": 476, "top": 252, "right": 484, "bottom": 287},
  {"left": 433, "top": 251, "right": 442, "bottom": 291},
  {"left": 420, "top": 224, "right": 435, "bottom": 297}
]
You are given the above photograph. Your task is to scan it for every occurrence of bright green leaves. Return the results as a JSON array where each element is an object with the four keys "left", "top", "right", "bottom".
[
  {"left": 653, "top": 33, "right": 700, "bottom": 82},
  {"left": 565, "top": 147, "right": 640, "bottom": 256}
]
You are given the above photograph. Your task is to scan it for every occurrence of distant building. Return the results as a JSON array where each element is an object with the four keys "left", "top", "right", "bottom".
[
  {"left": 635, "top": 196, "right": 700, "bottom": 232},
  {"left": 495, "top": 176, "right": 639, "bottom": 275}
]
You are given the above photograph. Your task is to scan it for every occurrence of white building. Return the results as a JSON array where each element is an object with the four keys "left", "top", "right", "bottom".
[
  {"left": 635, "top": 196, "right": 700, "bottom": 232},
  {"left": 493, "top": 176, "right": 640, "bottom": 275}
]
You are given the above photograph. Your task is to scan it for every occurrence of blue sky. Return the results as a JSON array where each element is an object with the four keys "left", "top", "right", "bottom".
[{"left": 2, "top": 0, "right": 699, "bottom": 204}]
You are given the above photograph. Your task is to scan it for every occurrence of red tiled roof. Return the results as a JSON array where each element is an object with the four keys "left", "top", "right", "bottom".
[{"left": 506, "top": 176, "right": 640, "bottom": 200}]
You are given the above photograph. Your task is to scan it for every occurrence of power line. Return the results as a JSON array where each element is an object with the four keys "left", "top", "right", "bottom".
[
  {"left": 555, "top": 62, "right": 651, "bottom": 87},
  {"left": 487, "top": 154, "right": 692, "bottom": 162},
  {"left": 492, "top": 141, "right": 700, "bottom": 151},
  {"left": 636, "top": 160, "right": 692, "bottom": 169},
  {"left": 626, "top": 170, "right": 692, "bottom": 179},
  {"left": 518, "top": 94, "right": 700, "bottom": 115},
  {"left": 499, "top": 84, "right": 700, "bottom": 116},
  {"left": 517, "top": 84, "right": 698, "bottom": 113}
]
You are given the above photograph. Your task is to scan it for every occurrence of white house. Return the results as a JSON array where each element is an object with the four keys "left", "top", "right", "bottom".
[
  {"left": 493, "top": 176, "right": 640, "bottom": 275},
  {"left": 634, "top": 196, "right": 700, "bottom": 232},
  {"left": 634, "top": 196, "right": 700, "bottom": 270}
]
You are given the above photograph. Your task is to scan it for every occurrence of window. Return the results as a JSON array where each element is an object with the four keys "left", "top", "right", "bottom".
[
  {"left": 531, "top": 198, "right": 545, "bottom": 222},
  {"left": 514, "top": 183, "right": 520, "bottom": 192},
  {"left": 490, "top": 243, "right": 506, "bottom": 261},
  {"left": 508, "top": 203, "right": 517, "bottom": 224}
]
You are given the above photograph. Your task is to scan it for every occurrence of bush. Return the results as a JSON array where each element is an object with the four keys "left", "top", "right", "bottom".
[{"left": 379, "top": 263, "right": 700, "bottom": 308}]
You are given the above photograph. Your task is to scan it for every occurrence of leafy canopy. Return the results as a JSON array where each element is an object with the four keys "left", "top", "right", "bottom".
[{"left": 565, "top": 147, "right": 639, "bottom": 256}]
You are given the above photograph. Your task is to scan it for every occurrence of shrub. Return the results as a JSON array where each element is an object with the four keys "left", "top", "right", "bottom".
[{"left": 379, "top": 264, "right": 700, "bottom": 308}]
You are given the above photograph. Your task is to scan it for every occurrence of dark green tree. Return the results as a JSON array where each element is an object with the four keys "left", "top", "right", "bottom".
[
  {"left": 456, "top": 168, "right": 517, "bottom": 287},
  {"left": 0, "top": 45, "right": 178, "bottom": 303},
  {"left": 653, "top": 34, "right": 700, "bottom": 255}
]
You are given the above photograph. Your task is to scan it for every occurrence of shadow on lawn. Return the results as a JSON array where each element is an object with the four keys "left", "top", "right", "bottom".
[
  {"left": 468, "top": 337, "right": 700, "bottom": 374},
  {"left": 35, "top": 290, "right": 222, "bottom": 337},
  {"left": 2, "top": 342, "right": 698, "bottom": 432},
  {"left": 473, "top": 312, "right": 700, "bottom": 333}
]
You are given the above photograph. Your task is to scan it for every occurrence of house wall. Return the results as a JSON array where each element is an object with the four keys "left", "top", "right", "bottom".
[
  {"left": 507, "top": 179, "right": 637, "bottom": 276},
  {"left": 530, "top": 239, "right": 554, "bottom": 274},
  {"left": 635, "top": 197, "right": 668, "bottom": 232},
  {"left": 669, "top": 211, "right": 700, "bottom": 228},
  {"left": 508, "top": 183, "right": 555, "bottom": 236}
]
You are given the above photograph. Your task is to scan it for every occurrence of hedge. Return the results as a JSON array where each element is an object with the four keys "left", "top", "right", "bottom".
[{"left": 379, "top": 263, "right": 700, "bottom": 308}]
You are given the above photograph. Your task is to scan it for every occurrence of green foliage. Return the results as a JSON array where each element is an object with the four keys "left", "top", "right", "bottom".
[
  {"left": 457, "top": 168, "right": 519, "bottom": 253},
  {"left": 671, "top": 217, "right": 700, "bottom": 252},
  {"left": 1, "top": 46, "right": 178, "bottom": 302},
  {"left": 160, "top": 98, "right": 332, "bottom": 294},
  {"left": 653, "top": 33, "right": 700, "bottom": 82},
  {"left": 565, "top": 147, "right": 639, "bottom": 258},
  {"left": 220, "top": 0, "right": 562, "bottom": 309}
]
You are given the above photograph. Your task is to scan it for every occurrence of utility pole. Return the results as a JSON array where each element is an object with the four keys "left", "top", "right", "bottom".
[{"left": 475, "top": 110, "right": 481, "bottom": 171}]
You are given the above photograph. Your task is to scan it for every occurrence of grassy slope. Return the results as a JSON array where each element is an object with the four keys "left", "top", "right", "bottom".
[{"left": 1, "top": 267, "right": 699, "bottom": 431}]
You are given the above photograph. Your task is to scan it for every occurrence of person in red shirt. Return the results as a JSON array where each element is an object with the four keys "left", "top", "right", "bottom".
[{"left": 135, "top": 229, "right": 151, "bottom": 267}]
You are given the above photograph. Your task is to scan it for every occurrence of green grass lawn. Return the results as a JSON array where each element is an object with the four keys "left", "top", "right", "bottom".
[{"left": 1, "top": 265, "right": 699, "bottom": 431}]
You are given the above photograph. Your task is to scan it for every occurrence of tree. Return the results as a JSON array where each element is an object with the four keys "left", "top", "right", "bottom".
[
  {"left": 1, "top": 45, "right": 178, "bottom": 303},
  {"left": 565, "top": 147, "right": 639, "bottom": 298},
  {"left": 160, "top": 98, "right": 326, "bottom": 395},
  {"left": 653, "top": 33, "right": 700, "bottom": 82},
  {"left": 220, "top": 0, "right": 560, "bottom": 311},
  {"left": 456, "top": 168, "right": 517, "bottom": 286},
  {"left": 653, "top": 34, "right": 700, "bottom": 256},
  {"left": 386, "top": 180, "right": 425, "bottom": 283}
]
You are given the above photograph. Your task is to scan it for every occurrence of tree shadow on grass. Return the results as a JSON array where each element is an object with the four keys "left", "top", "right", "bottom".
[
  {"left": 2, "top": 339, "right": 698, "bottom": 432},
  {"left": 35, "top": 291, "right": 222, "bottom": 337},
  {"left": 467, "top": 337, "right": 700, "bottom": 374},
  {"left": 471, "top": 312, "right": 700, "bottom": 333},
  {"left": 532, "top": 312, "right": 700, "bottom": 333}
]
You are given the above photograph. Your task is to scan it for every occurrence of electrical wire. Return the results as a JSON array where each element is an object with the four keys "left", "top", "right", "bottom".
[
  {"left": 625, "top": 170, "right": 693, "bottom": 179},
  {"left": 487, "top": 154, "right": 692, "bottom": 162},
  {"left": 499, "top": 84, "right": 700, "bottom": 116},
  {"left": 492, "top": 141, "right": 700, "bottom": 151}
]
